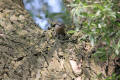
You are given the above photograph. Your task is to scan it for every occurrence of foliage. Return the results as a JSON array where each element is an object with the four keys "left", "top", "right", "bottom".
[
  {"left": 67, "top": 30, "right": 77, "bottom": 34},
  {"left": 69, "top": 0, "right": 120, "bottom": 61},
  {"left": 105, "top": 73, "right": 120, "bottom": 80}
]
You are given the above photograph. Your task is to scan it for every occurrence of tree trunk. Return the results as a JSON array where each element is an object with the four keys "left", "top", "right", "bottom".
[{"left": 0, "top": 0, "right": 111, "bottom": 80}]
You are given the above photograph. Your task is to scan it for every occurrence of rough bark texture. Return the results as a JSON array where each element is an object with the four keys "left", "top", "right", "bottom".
[
  {"left": 0, "top": 0, "right": 78, "bottom": 79},
  {"left": 0, "top": 0, "right": 119, "bottom": 80}
]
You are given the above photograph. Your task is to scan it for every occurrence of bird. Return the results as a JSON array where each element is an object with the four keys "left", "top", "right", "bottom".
[{"left": 53, "top": 22, "right": 65, "bottom": 36}]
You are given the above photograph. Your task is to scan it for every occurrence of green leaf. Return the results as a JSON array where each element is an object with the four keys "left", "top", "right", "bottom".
[
  {"left": 67, "top": 30, "right": 76, "bottom": 34},
  {"left": 94, "top": 4, "right": 104, "bottom": 10}
]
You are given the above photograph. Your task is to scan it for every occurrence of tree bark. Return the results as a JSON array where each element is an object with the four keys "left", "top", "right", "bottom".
[{"left": 0, "top": 0, "right": 111, "bottom": 80}]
